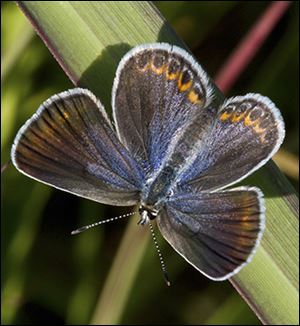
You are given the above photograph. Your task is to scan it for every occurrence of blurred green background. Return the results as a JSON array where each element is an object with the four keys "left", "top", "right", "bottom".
[{"left": 1, "top": 1, "right": 298, "bottom": 325}]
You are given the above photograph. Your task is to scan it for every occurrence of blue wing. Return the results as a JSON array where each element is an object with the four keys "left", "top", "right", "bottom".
[
  {"left": 177, "top": 94, "right": 285, "bottom": 192},
  {"left": 11, "top": 89, "right": 144, "bottom": 206},
  {"left": 157, "top": 187, "right": 265, "bottom": 280},
  {"left": 112, "top": 43, "right": 215, "bottom": 173}
]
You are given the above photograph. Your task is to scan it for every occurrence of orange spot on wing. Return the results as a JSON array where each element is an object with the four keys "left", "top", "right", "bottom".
[
  {"left": 178, "top": 72, "right": 192, "bottom": 92},
  {"left": 151, "top": 63, "right": 167, "bottom": 75},
  {"left": 231, "top": 111, "right": 246, "bottom": 123},
  {"left": 220, "top": 111, "right": 232, "bottom": 121},
  {"left": 166, "top": 71, "right": 179, "bottom": 80},
  {"left": 253, "top": 123, "right": 266, "bottom": 134},
  {"left": 244, "top": 113, "right": 267, "bottom": 143},
  {"left": 244, "top": 113, "right": 259, "bottom": 126},
  {"left": 136, "top": 62, "right": 151, "bottom": 72},
  {"left": 188, "top": 90, "right": 201, "bottom": 104}
]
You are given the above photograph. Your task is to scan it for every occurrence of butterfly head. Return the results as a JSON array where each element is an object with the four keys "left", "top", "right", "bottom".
[{"left": 138, "top": 204, "right": 158, "bottom": 225}]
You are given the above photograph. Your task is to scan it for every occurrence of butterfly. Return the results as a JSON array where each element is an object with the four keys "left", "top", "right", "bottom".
[{"left": 11, "top": 43, "right": 285, "bottom": 281}]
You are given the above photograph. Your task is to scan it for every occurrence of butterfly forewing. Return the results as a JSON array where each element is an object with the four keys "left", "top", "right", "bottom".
[
  {"left": 112, "top": 43, "right": 216, "bottom": 171},
  {"left": 11, "top": 89, "right": 143, "bottom": 206},
  {"left": 178, "top": 94, "right": 285, "bottom": 192}
]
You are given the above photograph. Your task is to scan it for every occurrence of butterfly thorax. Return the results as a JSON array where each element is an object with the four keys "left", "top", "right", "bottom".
[{"left": 141, "top": 164, "right": 177, "bottom": 210}]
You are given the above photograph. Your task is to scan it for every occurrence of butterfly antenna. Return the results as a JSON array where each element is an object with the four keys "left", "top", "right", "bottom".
[
  {"left": 149, "top": 221, "right": 171, "bottom": 287},
  {"left": 71, "top": 212, "right": 135, "bottom": 235}
]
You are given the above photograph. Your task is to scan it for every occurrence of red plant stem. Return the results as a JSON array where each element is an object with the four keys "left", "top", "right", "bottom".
[{"left": 215, "top": 1, "right": 291, "bottom": 94}]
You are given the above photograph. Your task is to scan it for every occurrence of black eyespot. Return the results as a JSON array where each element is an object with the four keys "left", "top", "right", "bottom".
[
  {"left": 193, "top": 85, "right": 202, "bottom": 97},
  {"left": 181, "top": 70, "right": 191, "bottom": 85},
  {"left": 168, "top": 60, "right": 180, "bottom": 74}
]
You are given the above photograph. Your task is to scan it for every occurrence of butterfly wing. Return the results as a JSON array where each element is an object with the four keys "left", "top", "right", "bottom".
[
  {"left": 112, "top": 43, "right": 216, "bottom": 171},
  {"left": 157, "top": 187, "right": 265, "bottom": 280},
  {"left": 177, "top": 94, "right": 285, "bottom": 192},
  {"left": 11, "top": 88, "right": 143, "bottom": 206}
]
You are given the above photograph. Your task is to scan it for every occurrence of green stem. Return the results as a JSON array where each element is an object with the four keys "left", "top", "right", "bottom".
[{"left": 90, "top": 214, "right": 150, "bottom": 325}]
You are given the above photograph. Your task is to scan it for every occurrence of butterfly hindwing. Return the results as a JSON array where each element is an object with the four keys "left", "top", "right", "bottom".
[
  {"left": 11, "top": 89, "right": 143, "bottom": 206},
  {"left": 157, "top": 187, "right": 265, "bottom": 280}
]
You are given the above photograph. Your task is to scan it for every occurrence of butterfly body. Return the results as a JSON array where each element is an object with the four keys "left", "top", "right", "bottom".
[
  {"left": 141, "top": 104, "right": 217, "bottom": 209},
  {"left": 11, "top": 43, "right": 285, "bottom": 281}
]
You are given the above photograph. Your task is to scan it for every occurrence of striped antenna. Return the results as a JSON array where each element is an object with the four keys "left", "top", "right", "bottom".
[
  {"left": 149, "top": 221, "right": 171, "bottom": 287},
  {"left": 71, "top": 212, "right": 135, "bottom": 235}
]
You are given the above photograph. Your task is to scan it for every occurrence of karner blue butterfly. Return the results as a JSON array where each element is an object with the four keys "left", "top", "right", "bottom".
[{"left": 11, "top": 43, "right": 285, "bottom": 281}]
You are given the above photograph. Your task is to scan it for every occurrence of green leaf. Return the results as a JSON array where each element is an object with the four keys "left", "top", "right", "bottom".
[{"left": 14, "top": 2, "right": 299, "bottom": 325}]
